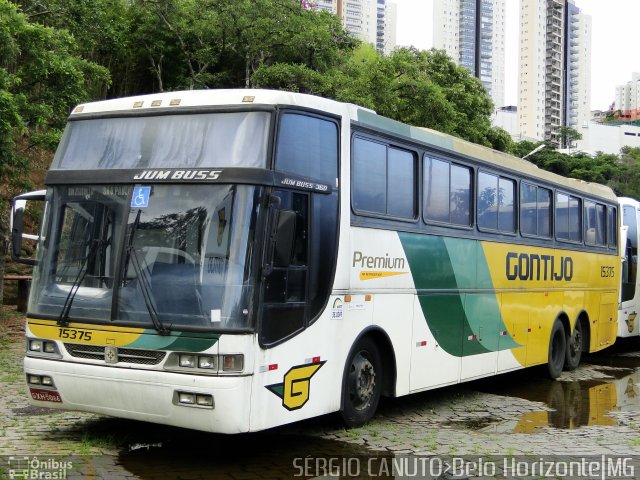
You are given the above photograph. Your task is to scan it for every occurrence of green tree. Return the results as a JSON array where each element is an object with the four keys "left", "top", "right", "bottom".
[
  {"left": 12, "top": 0, "right": 134, "bottom": 96},
  {"left": 559, "top": 126, "right": 582, "bottom": 150},
  {"left": 332, "top": 47, "right": 508, "bottom": 151},
  {"left": 131, "top": 0, "right": 357, "bottom": 90},
  {"left": 0, "top": 0, "right": 109, "bottom": 303},
  {"left": 610, "top": 147, "right": 640, "bottom": 197}
]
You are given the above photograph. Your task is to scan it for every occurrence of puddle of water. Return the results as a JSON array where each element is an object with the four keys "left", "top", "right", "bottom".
[
  {"left": 475, "top": 366, "right": 640, "bottom": 433},
  {"left": 118, "top": 431, "right": 393, "bottom": 480},
  {"left": 444, "top": 417, "right": 502, "bottom": 430}
]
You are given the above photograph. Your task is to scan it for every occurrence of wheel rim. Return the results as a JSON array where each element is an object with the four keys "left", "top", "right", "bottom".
[
  {"left": 569, "top": 328, "right": 582, "bottom": 359},
  {"left": 348, "top": 351, "right": 376, "bottom": 411}
]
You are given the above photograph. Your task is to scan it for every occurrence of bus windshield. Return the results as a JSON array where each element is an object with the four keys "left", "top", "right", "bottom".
[
  {"left": 30, "top": 184, "right": 262, "bottom": 331},
  {"left": 50, "top": 111, "right": 270, "bottom": 170}
]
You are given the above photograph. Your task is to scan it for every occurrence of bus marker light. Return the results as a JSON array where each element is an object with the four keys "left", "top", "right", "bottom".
[
  {"left": 468, "top": 335, "right": 477, "bottom": 341},
  {"left": 344, "top": 295, "right": 352, "bottom": 303},
  {"left": 500, "top": 331, "right": 508, "bottom": 336},
  {"left": 365, "top": 295, "right": 372, "bottom": 302},
  {"left": 416, "top": 341, "right": 427, "bottom": 347},
  {"left": 151, "top": 100, "right": 162, "bottom": 107},
  {"left": 259, "top": 364, "right": 279, "bottom": 373},
  {"left": 242, "top": 96, "right": 255, "bottom": 103},
  {"left": 222, "top": 354, "right": 244, "bottom": 372},
  {"left": 170, "top": 99, "right": 181, "bottom": 106},
  {"left": 133, "top": 101, "right": 144, "bottom": 108}
]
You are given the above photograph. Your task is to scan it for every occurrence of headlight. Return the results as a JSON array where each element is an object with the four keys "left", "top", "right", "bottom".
[
  {"left": 26, "top": 338, "right": 60, "bottom": 358},
  {"left": 178, "top": 392, "right": 195, "bottom": 404},
  {"left": 179, "top": 355, "right": 196, "bottom": 368},
  {"left": 173, "top": 391, "right": 215, "bottom": 409},
  {"left": 27, "top": 374, "right": 56, "bottom": 388},
  {"left": 167, "top": 353, "right": 244, "bottom": 375},
  {"left": 198, "top": 356, "right": 217, "bottom": 369}
]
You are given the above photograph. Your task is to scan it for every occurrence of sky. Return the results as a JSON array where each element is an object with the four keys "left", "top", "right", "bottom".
[{"left": 393, "top": 0, "right": 640, "bottom": 111}]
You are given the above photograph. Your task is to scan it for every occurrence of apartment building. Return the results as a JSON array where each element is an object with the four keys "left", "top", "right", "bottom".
[
  {"left": 303, "top": 0, "right": 397, "bottom": 55},
  {"left": 615, "top": 73, "right": 640, "bottom": 122},
  {"left": 519, "top": 0, "right": 591, "bottom": 146},
  {"left": 433, "top": 0, "right": 506, "bottom": 108}
]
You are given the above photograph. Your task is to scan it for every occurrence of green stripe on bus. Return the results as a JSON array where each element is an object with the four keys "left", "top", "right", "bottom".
[
  {"left": 127, "top": 331, "right": 220, "bottom": 352},
  {"left": 399, "top": 233, "right": 519, "bottom": 357}
]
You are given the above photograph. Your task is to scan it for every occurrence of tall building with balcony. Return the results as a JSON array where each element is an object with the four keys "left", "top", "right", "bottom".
[
  {"left": 304, "top": 0, "right": 397, "bottom": 55},
  {"left": 312, "top": 0, "right": 338, "bottom": 13},
  {"left": 433, "top": 0, "right": 506, "bottom": 108},
  {"left": 519, "top": 0, "right": 591, "bottom": 146}
]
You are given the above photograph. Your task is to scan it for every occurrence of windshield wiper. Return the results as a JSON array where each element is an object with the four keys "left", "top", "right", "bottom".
[
  {"left": 57, "top": 238, "right": 108, "bottom": 328},
  {"left": 122, "top": 210, "right": 171, "bottom": 336}
]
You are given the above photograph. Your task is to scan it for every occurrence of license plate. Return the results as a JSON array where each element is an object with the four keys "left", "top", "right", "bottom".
[{"left": 30, "top": 388, "right": 62, "bottom": 403}]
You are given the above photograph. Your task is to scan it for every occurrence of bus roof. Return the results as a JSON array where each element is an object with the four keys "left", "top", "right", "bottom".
[{"left": 71, "top": 89, "right": 616, "bottom": 203}]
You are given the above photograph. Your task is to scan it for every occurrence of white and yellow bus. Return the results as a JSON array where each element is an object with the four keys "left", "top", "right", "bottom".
[
  {"left": 11, "top": 90, "right": 620, "bottom": 433},
  {"left": 618, "top": 196, "right": 640, "bottom": 337}
]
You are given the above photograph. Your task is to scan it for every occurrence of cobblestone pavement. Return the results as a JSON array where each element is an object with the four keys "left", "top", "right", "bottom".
[{"left": 2, "top": 306, "right": 640, "bottom": 479}]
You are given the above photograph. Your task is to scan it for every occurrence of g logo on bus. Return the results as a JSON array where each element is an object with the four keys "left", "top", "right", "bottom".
[
  {"left": 266, "top": 361, "right": 326, "bottom": 411},
  {"left": 104, "top": 346, "right": 118, "bottom": 364}
]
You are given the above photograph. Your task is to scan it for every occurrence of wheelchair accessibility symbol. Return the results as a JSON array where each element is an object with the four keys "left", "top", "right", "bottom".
[{"left": 131, "top": 186, "right": 151, "bottom": 208}]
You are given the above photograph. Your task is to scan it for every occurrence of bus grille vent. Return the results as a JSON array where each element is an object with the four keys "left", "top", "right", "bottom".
[{"left": 64, "top": 343, "right": 166, "bottom": 365}]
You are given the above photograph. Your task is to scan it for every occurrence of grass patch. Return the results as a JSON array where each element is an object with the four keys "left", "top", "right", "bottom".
[{"left": 77, "top": 432, "right": 120, "bottom": 454}]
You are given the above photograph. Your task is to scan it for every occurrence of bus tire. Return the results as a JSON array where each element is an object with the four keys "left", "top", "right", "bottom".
[
  {"left": 564, "top": 320, "right": 583, "bottom": 371},
  {"left": 547, "top": 320, "right": 566, "bottom": 379},
  {"left": 340, "top": 337, "right": 382, "bottom": 428}
]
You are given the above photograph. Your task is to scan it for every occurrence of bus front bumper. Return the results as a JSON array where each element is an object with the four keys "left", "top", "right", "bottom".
[{"left": 24, "top": 356, "right": 252, "bottom": 434}]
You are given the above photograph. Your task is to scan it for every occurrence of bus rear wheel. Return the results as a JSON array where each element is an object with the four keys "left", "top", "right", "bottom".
[
  {"left": 564, "top": 321, "right": 583, "bottom": 371},
  {"left": 341, "top": 337, "right": 382, "bottom": 428},
  {"left": 547, "top": 320, "right": 566, "bottom": 379}
]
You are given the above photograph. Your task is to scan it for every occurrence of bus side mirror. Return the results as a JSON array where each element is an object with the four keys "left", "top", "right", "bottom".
[
  {"left": 264, "top": 208, "right": 296, "bottom": 275},
  {"left": 10, "top": 190, "right": 46, "bottom": 266}
]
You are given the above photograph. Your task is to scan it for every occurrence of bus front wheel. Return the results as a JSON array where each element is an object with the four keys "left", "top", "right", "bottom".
[
  {"left": 341, "top": 337, "right": 382, "bottom": 428},
  {"left": 547, "top": 320, "right": 567, "bottom": 379}
]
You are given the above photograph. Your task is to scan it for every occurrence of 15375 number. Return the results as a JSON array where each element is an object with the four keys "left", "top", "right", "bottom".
[
  {"left": 58, "top": 328, "right": 92, "bottom": 341},
  {"left": 601, "top": 266, "right": 615, "bottom": 278}
]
